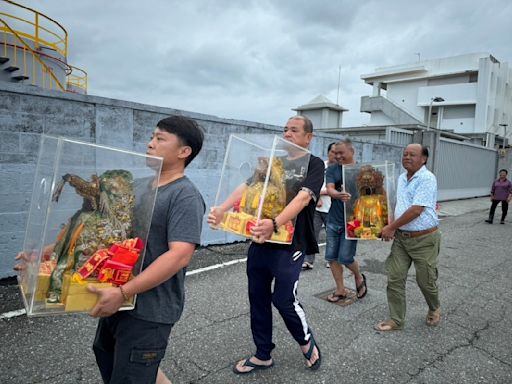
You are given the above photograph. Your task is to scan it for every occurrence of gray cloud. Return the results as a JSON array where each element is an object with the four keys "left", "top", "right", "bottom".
[{"left": 16, "top": 0, "right": 512, "bottom": 127}]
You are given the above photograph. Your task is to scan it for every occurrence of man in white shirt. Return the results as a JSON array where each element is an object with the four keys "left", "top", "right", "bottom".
[
  {"left": 302, "top": 142, "right": 336, "bottom": 270},
  {"left": 375, "top": 144, "right": 441, "bottom": 331}
]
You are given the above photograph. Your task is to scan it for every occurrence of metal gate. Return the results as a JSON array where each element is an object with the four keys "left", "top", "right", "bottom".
[
  {"left": 385, "top": 129, "right": 498, "bottom": 201},
  {"left": 434, "top": 138, "right": 497, "bottom": 201}
]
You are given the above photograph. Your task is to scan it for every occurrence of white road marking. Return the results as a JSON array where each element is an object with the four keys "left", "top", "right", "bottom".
[
  {"left": 0, "top": 308, "right": 26, "bottom": 319},
  {"left": 186, "top": 257, "right": 247, "bottom": 276},
  {"left": 1, "top": 243, "right": 326, "bottom": 319}
]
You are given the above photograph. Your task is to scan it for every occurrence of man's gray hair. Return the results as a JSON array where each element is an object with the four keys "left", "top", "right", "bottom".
[
  {"left": 336, "top": 138, "right": 354, "bottom": 152},
  {"left": 289, "top": 115, "right": 313, "bottom": 133}
]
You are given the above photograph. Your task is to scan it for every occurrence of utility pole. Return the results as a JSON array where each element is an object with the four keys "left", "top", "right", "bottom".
[{"left": 336, "top": 65, "right": 341, "bottom": 105}]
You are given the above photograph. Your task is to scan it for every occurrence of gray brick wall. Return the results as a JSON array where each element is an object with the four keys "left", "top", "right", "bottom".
[{"left": 0, "top": 82, "right": 403, "bottom": 278}]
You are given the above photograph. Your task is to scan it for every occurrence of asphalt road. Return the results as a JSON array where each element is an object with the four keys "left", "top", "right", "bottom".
[{"left": 1, "top": 197, "right": 511, "bottom": 383}]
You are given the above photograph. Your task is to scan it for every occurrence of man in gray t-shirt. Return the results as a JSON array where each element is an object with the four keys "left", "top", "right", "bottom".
[
  {"left": 89, "top": 116, "right": 205, "bottom": 384},
  {"left": 132, "top": 176, "right": 205, "bottom": 324}
]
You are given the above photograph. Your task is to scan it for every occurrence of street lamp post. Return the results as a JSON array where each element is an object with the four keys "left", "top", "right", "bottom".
[
  {"left": 426, "top": 96, "right": 445, "bottom": 130},
  {"left": 498, "top": 123, "right": 508, "bottom": 147}
]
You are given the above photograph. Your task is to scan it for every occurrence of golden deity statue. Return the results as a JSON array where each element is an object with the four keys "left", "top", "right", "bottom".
[
  {"left": 350, "top": 165, "right": 388, "bottom": 239},
  {"left": 239, "top": 157, "right": 286, "bottom": 218},
  {"left": 220, "top": 157, "right": 294, "bottom": 243}
]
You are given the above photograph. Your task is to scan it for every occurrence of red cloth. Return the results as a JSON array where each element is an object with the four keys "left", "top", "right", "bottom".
[{"left": 75, "top": 238, "right": 144, "bottom": 285}]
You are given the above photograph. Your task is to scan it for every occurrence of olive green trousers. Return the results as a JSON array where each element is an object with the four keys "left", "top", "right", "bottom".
[{"left": 385, "top": 230, "right": 441, "bottom": 328}]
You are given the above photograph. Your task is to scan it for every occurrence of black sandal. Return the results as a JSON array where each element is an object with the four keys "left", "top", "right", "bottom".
[
  {"left": 303, "top": 334, "right": 321, "bottom": 370},
  {"left": 356, "top": 273, "right": 367, "bottom": 299},
  {"left": 232, "top": 357, "right": 274, "bottom": 375}
]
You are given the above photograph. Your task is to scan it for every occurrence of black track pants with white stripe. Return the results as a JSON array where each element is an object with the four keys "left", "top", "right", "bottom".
[{"left": 247, "top": 243, "right": 312, "bottom": 361}]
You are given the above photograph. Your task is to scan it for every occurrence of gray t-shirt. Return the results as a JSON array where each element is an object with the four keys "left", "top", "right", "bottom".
[{"left": 131, "top": 176, "right": 205, "bottom": 324}]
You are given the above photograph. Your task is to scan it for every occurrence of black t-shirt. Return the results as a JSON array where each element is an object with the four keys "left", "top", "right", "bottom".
[{"left": 255, "top": 154, "right": 324, "bottom": 254}]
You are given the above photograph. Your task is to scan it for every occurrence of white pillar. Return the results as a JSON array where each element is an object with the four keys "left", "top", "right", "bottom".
[
  {"left": 372, "top": 82, "right": 381, "bottom": 97},
  {"left": 437, "top": 106, "right": 444, "bottom": 129}
]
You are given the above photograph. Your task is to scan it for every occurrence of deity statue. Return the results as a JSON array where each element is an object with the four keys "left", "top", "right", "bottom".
[
  {"left": 239, "top": 157, "right": 286, "bottom": 219},
  {"left": 46, "top": 170, "right": 135, "bottom": 303},
  {"left": 351, "top": 165, "right": 388, "bottom": 239}
]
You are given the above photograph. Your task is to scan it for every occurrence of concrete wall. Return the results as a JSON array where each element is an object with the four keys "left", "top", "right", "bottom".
[
  {"left": 362, "top": 96, "right": 422, "bottom": 125},
  {"left": 0, "top": 82, "right": 405, "bottom": 278},
  {"left": 475, "top": 57, "right": 512, "bottom": 136},
  {"left": 301, "top": 109, "right": 323, "bottom": 131},
  {"left": 442, "top": 106, "right": 475, "bottom": 133},
  {"left": 497, "top": 147, "right": 512, "bottom": 176},
  {"left": 367, "top": 111, "right": 395, "bottom": 126},
  {"left": 387, "top": 79, "right": 428, "bottom": 120}
]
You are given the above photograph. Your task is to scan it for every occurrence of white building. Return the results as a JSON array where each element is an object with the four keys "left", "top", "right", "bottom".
[{"left": 360, "top": 52, "right": 512, "bottom": 147}]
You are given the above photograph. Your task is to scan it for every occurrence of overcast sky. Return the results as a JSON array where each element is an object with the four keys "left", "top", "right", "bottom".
[{"left": 14, "top": 0, "right": 512, "bottom": 127}]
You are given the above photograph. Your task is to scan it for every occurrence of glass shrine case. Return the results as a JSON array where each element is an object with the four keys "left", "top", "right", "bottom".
[
  {"left": 343, "top": 162, "right": 396, "bottom": 240},
  {"left": 212, "top": 134, "right": 311, "bottom": 244},
  {"left": 17, "top": 135, "right": 163, "bottom": 316}
]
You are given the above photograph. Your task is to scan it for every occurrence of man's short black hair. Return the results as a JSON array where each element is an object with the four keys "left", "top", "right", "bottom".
[
  {"left": 499, "top": 168, "right": 508, "bottom": 174},
  {"left": 157, "top": 116, "right": 204, "bottom": 167},
  {"left": 421, "top": 145, "right": 429, "bottom": 160},
  {"left": 327, "top": 142, "right": 336, "bottom": 152}
]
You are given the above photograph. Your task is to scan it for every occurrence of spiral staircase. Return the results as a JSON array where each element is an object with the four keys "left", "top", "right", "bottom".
[{"left": 0, "top": 0, "right": 87, "bottom": 94}]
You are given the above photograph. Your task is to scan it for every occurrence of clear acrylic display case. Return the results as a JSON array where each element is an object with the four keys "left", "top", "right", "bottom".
[
  {"left": 213, "top": 134, "right": 310, "bottom": 244},
  {"left": 343, "top": 162, "right": 396, "bottom": 240},
  {"left": 17, "top": 135, "right": 163, "bottom": 316}
]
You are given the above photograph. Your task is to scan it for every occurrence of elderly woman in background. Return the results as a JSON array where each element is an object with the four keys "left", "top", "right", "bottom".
[{"left": 485, "top": 169, "right": 512, "bottom": 224}]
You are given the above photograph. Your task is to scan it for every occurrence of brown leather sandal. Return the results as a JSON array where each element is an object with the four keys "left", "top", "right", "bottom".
[{"left": 374, "top": 319, "right": 401, "bottom": 331}]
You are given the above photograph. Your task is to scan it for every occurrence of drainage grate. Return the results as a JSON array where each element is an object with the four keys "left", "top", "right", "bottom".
[{"left": 314, "top": 288, "right": 358, "bottom": 307}]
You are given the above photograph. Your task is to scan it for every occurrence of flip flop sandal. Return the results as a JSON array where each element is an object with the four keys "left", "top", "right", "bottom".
[
  {"left": 232, "top": 357, "right": 274, "bottom": 375},
  {"left": 327, "top": 292, "right": 348, "bottom": 303},
  {"left": 303, "top": 334, "right": 321, "bottom": 370},
  {"left": 356, "top": 273, "right": 368, "bottom": 299},
  {"left": 374, "top": 319, "right": 401, "bottom": 332}
]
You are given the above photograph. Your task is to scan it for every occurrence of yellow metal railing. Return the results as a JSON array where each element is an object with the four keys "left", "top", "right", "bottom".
[
  {"left": 0, "top": 0, "right": 67, "bottom": 56},
  {"left": 0, "top": 0, "right": 87, "bottom": 93},
  {"left": 0, "top": 17, "right": 65, "bottom": 91},
  {"left": 66, "top": 65, "right": 88, "bottom": 93}
]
